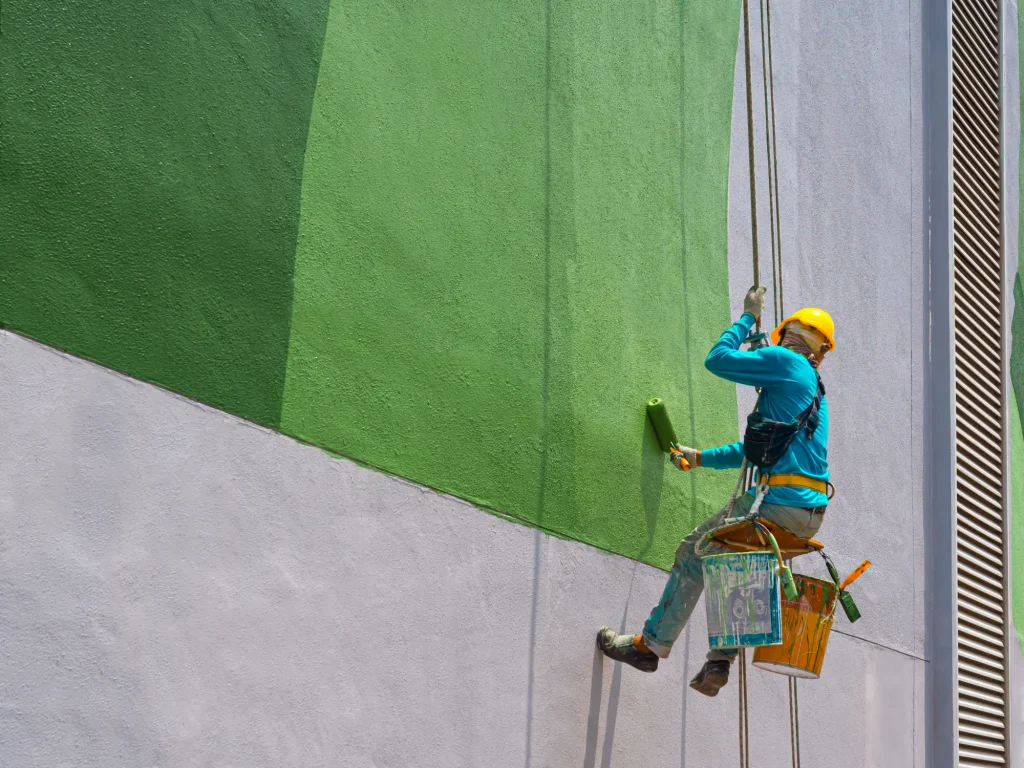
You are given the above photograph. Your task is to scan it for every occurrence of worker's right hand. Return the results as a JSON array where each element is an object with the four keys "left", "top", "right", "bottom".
[
  {"left": 670, "top": 444, "right": 700, "bottom": 470},
  {"left": 743, "top": 285, "right": 767, "bottom": 321}
]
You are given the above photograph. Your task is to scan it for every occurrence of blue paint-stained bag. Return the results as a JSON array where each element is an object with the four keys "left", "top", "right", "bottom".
[{"left": 702, "top": 551, "right": 783, "bottom": 649}]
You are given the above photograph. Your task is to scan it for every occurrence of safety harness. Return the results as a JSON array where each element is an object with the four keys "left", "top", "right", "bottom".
[{"left": 742, "top": 373, "right": 828, "bottom": 496}]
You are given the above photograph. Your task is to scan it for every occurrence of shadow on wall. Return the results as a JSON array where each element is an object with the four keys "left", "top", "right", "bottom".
[
  {"left": 580, "top": 569, "right": 640, "bottom": 768},
  {"left": 639, "top": 417, "right": 666, "bottom": 561}
]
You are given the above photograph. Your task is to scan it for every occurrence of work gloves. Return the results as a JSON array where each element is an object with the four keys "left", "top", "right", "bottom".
[
  {"left": 743, "top": 285, "right": 767, "bottom": 321},
  {"left": 670, "top": 443, "right": 700, "bottom": 471}
]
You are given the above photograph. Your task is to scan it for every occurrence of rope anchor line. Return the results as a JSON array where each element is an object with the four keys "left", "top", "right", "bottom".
[{"left": 736, "top": 0, "right": 798, "bottom": 765}]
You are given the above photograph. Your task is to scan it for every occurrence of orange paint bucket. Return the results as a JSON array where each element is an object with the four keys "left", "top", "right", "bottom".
[{"left": 752, "top": 574, "right": 838, "bottom": 678}]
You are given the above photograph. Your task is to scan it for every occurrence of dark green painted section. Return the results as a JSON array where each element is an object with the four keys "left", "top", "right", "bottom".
[
  {"left": 0, "top": 1, "right": 329, "bottom": 425},
  {"left": 283, "top": 0, "right": 743, "bottom": 569}
]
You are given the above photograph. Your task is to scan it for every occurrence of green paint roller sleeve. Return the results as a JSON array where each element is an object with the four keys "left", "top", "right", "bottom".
[{"left": 646, "top": 398, "right": 678, "bottom": 453}]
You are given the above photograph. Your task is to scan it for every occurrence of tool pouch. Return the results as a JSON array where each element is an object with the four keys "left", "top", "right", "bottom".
[{"left": 742, "top": 375, "right": 825, "bottom": 468}]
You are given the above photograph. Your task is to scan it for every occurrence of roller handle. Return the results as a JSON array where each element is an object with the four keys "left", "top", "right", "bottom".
[
  {"left": 668, "top": 446, "right": 691, "bottom": 471},
  {"left": 839, "top": 560, "right": 872, "bottom": 592}
]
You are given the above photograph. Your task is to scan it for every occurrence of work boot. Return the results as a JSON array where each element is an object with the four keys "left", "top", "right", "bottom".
[
  {"left": 596, "top": 627, "right": 659, "bottom": 673},
  {"left": 688, "top": 659, "right": 731, "bottom": 697}
]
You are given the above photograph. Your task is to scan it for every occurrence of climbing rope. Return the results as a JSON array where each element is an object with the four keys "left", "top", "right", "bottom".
[
  {"left": 757, "top": 0, "right": 780, "bottom": 327},
  {"left": 763, "top": 0, "right": 784, "bottom": 320},
  {"left": 761, "top": 1, "right": 801, "bottom": 759},
  {"left": 737, "top": 0, "right": 803, "bottom": 765},
  {"left": 737, "top": 651, "right": 753, "bottom": 768},
  {"left": 741, "top": 0, "right": 760, "bottom": 293},
  {"left": 789, "top": 678, "right": 802, "bottom": 768},
  {"left": 737, "top": 0, "right": 759, "bottom": 762}
]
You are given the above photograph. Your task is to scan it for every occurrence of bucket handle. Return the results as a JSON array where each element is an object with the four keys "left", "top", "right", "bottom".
[{"left": 756, "top": 521, "right": 798, "bottom": 601}]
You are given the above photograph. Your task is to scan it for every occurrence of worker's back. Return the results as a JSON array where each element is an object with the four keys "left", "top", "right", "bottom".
[{"left": 746, "top": 346, "right": 829, "bottom": 507}]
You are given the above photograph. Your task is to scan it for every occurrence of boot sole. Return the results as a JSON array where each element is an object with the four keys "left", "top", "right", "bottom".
[
  {"left": 595, "top": 628, "right": 658, "bottom": 673},
  {"left": 689, "top": 670, "right": 729, "bottom": 697}
]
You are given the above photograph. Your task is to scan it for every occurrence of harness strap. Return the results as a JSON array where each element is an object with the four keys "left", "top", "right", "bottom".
[{"left": 761, "top": 472, "right": 829, "bottom": 496}]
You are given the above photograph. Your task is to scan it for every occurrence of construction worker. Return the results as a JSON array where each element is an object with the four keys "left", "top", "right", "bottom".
[{"left": 597, "top": 286, "right": 835, "bottom": 697}]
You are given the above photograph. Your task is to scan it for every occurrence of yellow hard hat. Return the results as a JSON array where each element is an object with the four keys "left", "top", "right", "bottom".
[{"left": 771, "top": 308, "right": 836, "bottom": 352}]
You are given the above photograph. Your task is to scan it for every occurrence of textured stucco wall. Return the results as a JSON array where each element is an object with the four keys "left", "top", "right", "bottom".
[
  {"left": 0, "top": 0, "right": 329, "bottom": 425},
  {"left": 280, "top": 0, "right": 745, "bottom": 568},
  {"left": 0, "top": 0, "right": 746, "bottom": 570},
  {"left": 1011, "top": 0, "right": 1024, "bottom": 663},
  {"left": 2, "top": 0, "right": 1013, "bottom": 763},
  {"left": 0, "top": 330, "right": 924, "bottom": 768}
]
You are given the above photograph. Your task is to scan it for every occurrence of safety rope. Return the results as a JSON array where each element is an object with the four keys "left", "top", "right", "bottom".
[
  {"left": 763, "top": 0, "right": 784, "bottom": 320},
  {"left": 738, "top": 648, "right": 751, "bottom": 768},
  {"left": 760, "top": 1, "right": 800, "bottom": 759},
  {"left": 757, "top": 0, "right": 780, "bottom": 328},
  {"left": 737, "top": 1, "right": 758, "bottom": 760},
  {"left": 789, "top": 678, "right": 802, "bottom": 768},
  {"left": 741, "top": 0, "right": 760, "bottom": 293},
  {"left": 737, "top": 0, "right": 802, "bottom": 765}
]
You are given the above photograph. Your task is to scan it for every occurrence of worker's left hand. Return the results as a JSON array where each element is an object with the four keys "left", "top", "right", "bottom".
[
  {"left": 743, "top": 285, "right": 767, "bottom": 321},
  {"left": 670, "top": 444, "right": 700, "bottom": 470}
]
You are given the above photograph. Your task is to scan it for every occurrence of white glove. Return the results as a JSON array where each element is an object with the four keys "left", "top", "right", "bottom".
[
  {"left": 670, "top": 444, "right": 700, "bottom": 471},
  {"left": 743, "top": 285, "right": 767, "bottom": 321}
]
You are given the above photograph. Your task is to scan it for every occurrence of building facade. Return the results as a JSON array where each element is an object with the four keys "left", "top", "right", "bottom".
[{"left": 0, "top": 1, "right": 1021, "bottom": 765}]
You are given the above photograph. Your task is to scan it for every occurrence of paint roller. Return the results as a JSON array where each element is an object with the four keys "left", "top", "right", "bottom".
[{"left": 646, "top": 398, "right": 689, "bottom": 469}]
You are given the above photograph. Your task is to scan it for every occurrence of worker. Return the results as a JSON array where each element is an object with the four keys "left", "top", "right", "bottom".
[{"left": 597, "top": 286, "right": 835, "bottom": 697}]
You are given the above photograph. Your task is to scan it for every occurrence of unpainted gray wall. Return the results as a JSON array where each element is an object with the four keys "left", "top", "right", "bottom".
[{"left": 0, "top": 331, "right": 924, "bottom": 767}]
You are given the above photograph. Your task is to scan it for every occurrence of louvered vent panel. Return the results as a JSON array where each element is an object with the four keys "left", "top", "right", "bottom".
[{"left": 951, "top": 0, "right": 1008, "bottom": 765}]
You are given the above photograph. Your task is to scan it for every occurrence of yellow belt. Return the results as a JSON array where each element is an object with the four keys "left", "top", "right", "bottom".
[{"left": 761, "top": 473, "right": 829, "bottom": 496}]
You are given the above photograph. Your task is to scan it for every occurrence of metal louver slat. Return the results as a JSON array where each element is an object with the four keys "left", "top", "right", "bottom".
[
  {"left": 956, "top": 567, "right": 1004, "bottom": 602},
  {"left": 953, "top": 166, "right": 1002, "bottom": 218},
  {"left": 957, "top": 591, "right": 1006, "bottom": 628},
  {"left": 959, "top": 658, "right": 1006, "bottom": 686},
  {"left": 961, "top": 724, "right": 1006, "bottom": 744},
  {"left": 951, "top": 0, "right": 1009, "bottom": 761},
  {"left": 954, "top": 133, "right": 1001, "bottom": 189},
  {"left": 957, "top": 208, "right": 1004, "bottom": 261},
  {"left": 960, "top": 708, "right": 1007, "bottom": 731},
  {"left": 957, "top": 515, "right": 1003, "bottom": 550},
  {"left": 954, "top": 428, "right": 1005, "bottom": 476},
  {"left": 957, "top": 537, "right": 1004, "bottom": 575},
  {"left": 956, "top": 454, "right": 1005, "bottom": 500},
  {"left": 954, "top": 176, "right": 1002, "bottom": 228}
]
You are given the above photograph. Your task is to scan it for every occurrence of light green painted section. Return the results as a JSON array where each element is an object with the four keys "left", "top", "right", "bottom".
[
  {"left": 283, "top": 0, "right": 742, "bottom": 569},
  {"left": 1011, "top": 397, "right": 1024, "bottom": 651},
  {"left": 1006, "top": 4, "right": 1024, "bottom": 658}
]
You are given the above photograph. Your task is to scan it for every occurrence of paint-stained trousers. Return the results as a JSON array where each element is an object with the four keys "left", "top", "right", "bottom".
[{"left": 642, "top": 493, "right": 824, "bottom": 662}]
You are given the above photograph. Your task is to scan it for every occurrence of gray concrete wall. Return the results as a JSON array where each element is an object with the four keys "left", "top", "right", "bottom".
[{"left": 0, "top": 329, "right": 924, "bottom": 767}]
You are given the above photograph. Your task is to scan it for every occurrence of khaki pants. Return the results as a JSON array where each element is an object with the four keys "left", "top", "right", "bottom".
[{"left": 641, "top": 493, "right": 824, "bottom": 661}]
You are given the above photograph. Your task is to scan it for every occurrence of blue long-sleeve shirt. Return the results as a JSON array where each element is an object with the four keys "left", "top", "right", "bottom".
[{"left": 700, "top": 312, "right": 829, "bottom": 508}]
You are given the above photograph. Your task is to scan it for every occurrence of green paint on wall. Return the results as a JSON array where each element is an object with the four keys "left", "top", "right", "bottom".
[
  {"left": 1014, "top": 5, "right": 1024, "bottom": 655},
  {"left": 1010, "top": 396, "right": 1024, "bottom": 651},
  {"left": 283, "top": 0, "right": 742, "bottom": 569},
  {"left": 0, "top": 1, "right": 329, "bottom": 425}
]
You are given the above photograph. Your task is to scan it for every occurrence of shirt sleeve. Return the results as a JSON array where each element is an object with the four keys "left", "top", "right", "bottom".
[
  {"left": 700, "top": 440, "right": 745, "bottom": 469},
  {"left": 704, "top": 313, "right": 793, "bottom": 389}
]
